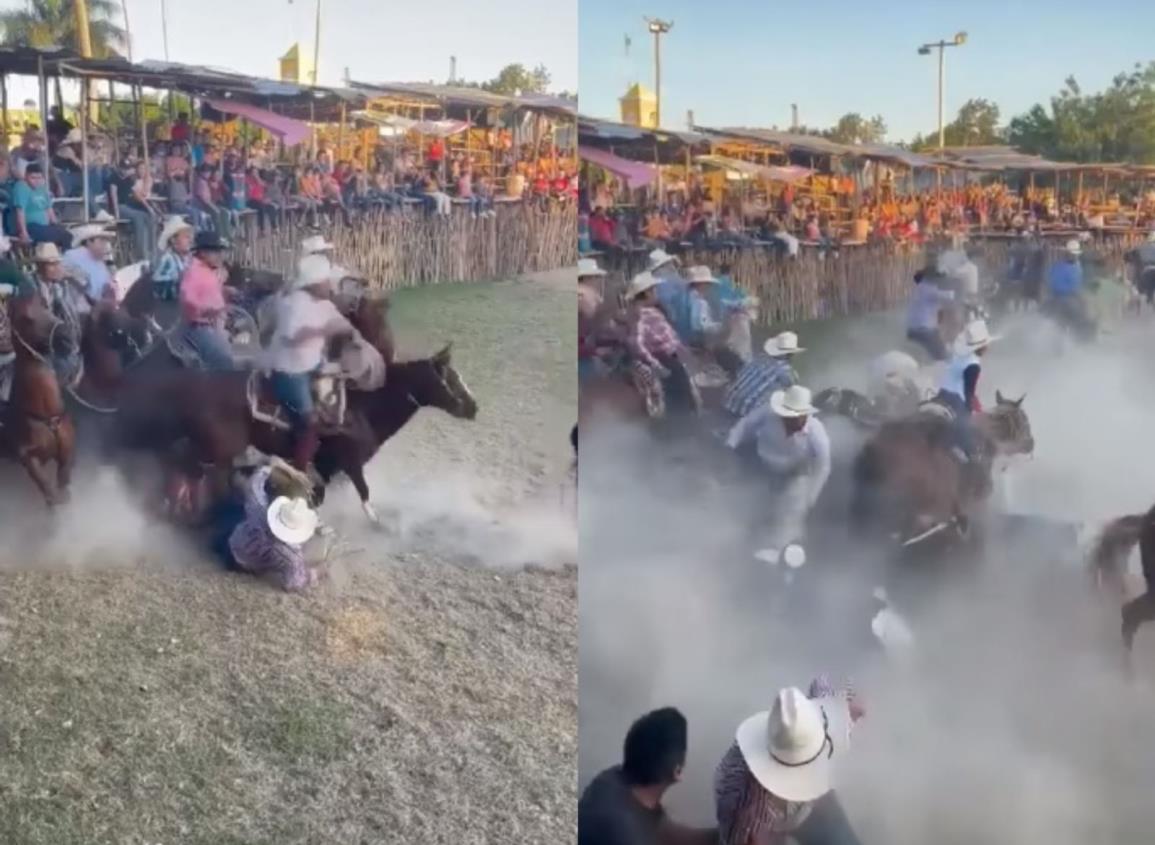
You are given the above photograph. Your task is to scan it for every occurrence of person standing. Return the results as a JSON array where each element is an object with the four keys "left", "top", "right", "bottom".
[{"left": 178, "top": 232, "right": 235, "bottom": 370}]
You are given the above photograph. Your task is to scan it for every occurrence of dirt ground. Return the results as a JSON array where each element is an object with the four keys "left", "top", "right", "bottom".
[{"left": 0, "top": 269, "right": 577, "bottom": 845}]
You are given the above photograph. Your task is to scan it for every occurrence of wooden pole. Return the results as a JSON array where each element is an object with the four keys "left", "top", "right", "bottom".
[
  {"left": 338, "top": 101, "right": 346, "bottom": 160},
  {"left": 81, "top": 84, "right": 91, "bottom": 221},
  {"left": 37, "top": 57, "right": 49, "bottom": 175},
  {"left": 1, "top": 75, "right": 8, "bottom": 148}
]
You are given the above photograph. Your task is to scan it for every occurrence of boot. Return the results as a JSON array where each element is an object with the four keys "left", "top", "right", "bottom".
[{"left": 292, "top": 423, "right": 321, "bottom": 473}]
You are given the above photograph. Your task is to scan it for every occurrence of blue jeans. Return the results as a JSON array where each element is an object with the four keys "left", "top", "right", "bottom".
[
  {"left": 121, "top": 205, "right": 155, "bottom": 263},
  {"left": 270, "top": 370, "right": 313, "bottom": 428},
  {"left": 934, "top": 388, "right": 976, "bottom": 458},
  {"left": 183, "top": 323, "right": 235, "bottom": 370}
]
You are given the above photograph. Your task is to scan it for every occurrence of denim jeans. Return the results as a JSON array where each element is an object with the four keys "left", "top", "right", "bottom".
[
  {"left": 269, "top": 370, "right": 313, "bottom": 427},
  {"left": 121, "top": 205, "right": 155, "bottom": 263},
  {"left": 934, "top": 388, "right": 976, "bottom": 458},
  {"left": 183, "top": 323, "right": 235, "bottom": 370}
]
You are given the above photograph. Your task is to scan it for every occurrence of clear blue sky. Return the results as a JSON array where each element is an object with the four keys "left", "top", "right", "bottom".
[
  {"left": 579, "top": 0, "right": 1155, "bottom": 141},
  {"left": 2, "top": 0, "right": 576, "bottom": 98}
]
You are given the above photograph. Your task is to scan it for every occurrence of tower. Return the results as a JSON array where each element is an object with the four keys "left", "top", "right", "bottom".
[
  {"left": 619, "top": 83, "right": 657, "bottom": 129},
  {"left": 279, "top": 43, "right": 315, "bottom": 84}
]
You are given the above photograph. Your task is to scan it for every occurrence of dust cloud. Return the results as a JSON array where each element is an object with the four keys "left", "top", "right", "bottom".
[{"left": 578, "top": 310, "right": 1155, "bottom": 843}]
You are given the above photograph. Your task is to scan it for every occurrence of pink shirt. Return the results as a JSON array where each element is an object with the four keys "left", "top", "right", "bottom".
[{"left": 180, "top": 257, "right": 226, "bottom": 323}]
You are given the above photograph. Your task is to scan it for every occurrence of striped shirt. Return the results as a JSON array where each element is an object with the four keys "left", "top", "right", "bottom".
[
  {"left": 630, "top": 305, "right": 681, "bottom": 373},
  {"left": 153, "top": 249, "right": 191, "bottom": 292},
  {"left": 228, "top": 467, "right": 316, "bottom": 592},
  {"left": 723, "top": 356, "right": 797, "bottom": 418}
]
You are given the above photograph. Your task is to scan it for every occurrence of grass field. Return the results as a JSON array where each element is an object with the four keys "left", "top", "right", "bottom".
[{"left": 0, "top": 270, "right": 577, "bottom": 844}]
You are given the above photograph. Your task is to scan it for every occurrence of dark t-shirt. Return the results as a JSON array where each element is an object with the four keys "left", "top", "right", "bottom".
[{"left": 578, "top": 766, "right": 664, "bottom": 845}]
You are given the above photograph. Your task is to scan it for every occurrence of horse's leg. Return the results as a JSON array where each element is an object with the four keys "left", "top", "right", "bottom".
[
  {"left": 342, "top": 459, "right": 378, "bottom": 525},
  {"left": 1122, "top": 517, "right": 1155, "bottom": 653},
  {"left": 20, "top": 451, "right": 58, "bottom": 508},
  {"left": 55, "top": 419, "right": 76, "bottom": 503}
]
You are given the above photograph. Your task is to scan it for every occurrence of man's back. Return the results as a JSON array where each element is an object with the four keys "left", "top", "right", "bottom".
[{"left": 579, "top": 766, "right": 663, "bottom": 845}]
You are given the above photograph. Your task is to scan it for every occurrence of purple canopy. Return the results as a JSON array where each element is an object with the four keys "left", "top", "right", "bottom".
[{"left": 579, "top": 145, "right": 658, "bottom": 189}]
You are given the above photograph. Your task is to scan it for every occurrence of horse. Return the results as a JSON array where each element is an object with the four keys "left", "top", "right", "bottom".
[
  {"left": 1090, "top": 504, "right": 1155, "bottom": 656},
  {"left": 851, "top": 391, "right": 1035, "bottom": 546},
  {"left": 2, "top": 295, "right": 77, "bottom": 506},
  {"left": 109, "top": 343, "right": 477, "bottom": 523}
]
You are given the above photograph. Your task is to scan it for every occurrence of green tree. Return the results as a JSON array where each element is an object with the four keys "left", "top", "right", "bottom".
[
  {"left": 481, "top": 63, "right": 552, "bottom": 96},
  {"left": 826, "top": 112, "right": 887, "bottom": 145},
  {"left": 946, "top": 98, "right": 1002, "bottom": 146},
  {"left": 0, "top": 0, "right": 128, "bottom": 58}
]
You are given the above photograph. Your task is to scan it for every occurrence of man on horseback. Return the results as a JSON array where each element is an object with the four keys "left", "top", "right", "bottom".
[
  {"left": 264, "top": 254, "right": 355, "bottom": 471},
  {"left": 934, "top": 318, "right": 996, "bottom": 468},
  {"left": 300, "top": 234, "right": 336, "bottom": 261},
  {"left": 61, "top": 224, "right": 117, "bottom": 313},
  {"left": 904, "top": 267, "right": 954, "bottom": 361},
  {"left": 22, "top": 243, "right": 83, "bottom": 324},
  {"left": 725, "top": 384, "right": 831, "bottom": 556},
  {"left": 178, "top": 231, "right": 236, "bottom": 370},
  {"left": 722, "top": 331, "right": 802, "bottom": 419},
  {"left": 626, "top": 270, "right": 696, "bottom": 418},
  {"left": 152, "top": 216, "right": 195, "bottom": 302},
  {"left": 1046, "top": 239, "right": 1093, "bottom": 336}
]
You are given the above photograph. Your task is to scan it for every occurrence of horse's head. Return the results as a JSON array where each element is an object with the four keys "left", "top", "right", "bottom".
[
  {"left": 87, "top": 302, "right": 134, "bottom": 354},
  {"left": 401, "top": 344, "right": 478, "bottom": 420},
  {"left": 119, "top": 265, "right": 156, "bottom": 320},
  {"left": 984, "top": 390, "right": 1035, "bottom": 456},
  {"left": 9, "top": 296, "right": 60, "bottom": 356}
]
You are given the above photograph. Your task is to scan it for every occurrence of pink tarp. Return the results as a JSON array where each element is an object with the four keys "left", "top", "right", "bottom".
[
  {"left": 206, "top": 98, "right": 311, "bottom": 147},
  {"left": 579, "top": 145, "right": 657, "bottom": 189}
]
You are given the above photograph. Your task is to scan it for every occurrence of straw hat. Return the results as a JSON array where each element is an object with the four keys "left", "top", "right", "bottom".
[
  {"left": 960, "top": 319, "right": 999, "bottom": 350},
  {"left": 685, "top": 265, "right": 718, "bottom": 284},
  {"left": 71, "top": 223, "right": 115, "bottom": 248},
  {"left": 646, "top": 248, "right": 678, "bottom": 271},
  {"left": 577, "top": 257, "right": 606, "bottom": 277},
  {"left": 292, "top": 254, "right": 338, "bottom": 291},
  {"left": 300, "top": 234, "right": 336, "bottom": 256},
  {"left": 735, "top": 687, "right": 851, "bottom": 803},
  {"left": 763, "top": 331, "right": 804, "bottom": 357},
  {"left": 34, "top": 242, "right": 61, "bottom": 264},
  {"left": 769, "top": 385, "right": 817, "bottom": 418},
  {"left": 265, "top": 496, "right": 318, "bottom": 545},
  {"left": 157, "top": 216, "right": 194, "bottom": 252},
  {"left": 626, "top": 270, "right": 661, "bottom": 300},
  {"left": 1064, "top": 238, "right": 1082, "bottom": 255}
]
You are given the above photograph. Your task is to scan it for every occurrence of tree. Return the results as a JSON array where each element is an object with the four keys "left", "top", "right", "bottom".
[
  {"left": 480, "top": 63, "right": 552, "bottom": 96},
  {"left": 947, "top": 98, "right": 1002, "bottom": 146},
  {"left": 826, "top": 112, "right": 887, "bottom": 145},
  {"left": 0, "top": 0, "right": 128, "bottom": 59}
]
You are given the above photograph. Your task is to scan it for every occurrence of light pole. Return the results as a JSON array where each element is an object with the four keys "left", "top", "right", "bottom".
[
  {"left": 917, "top": 31, "right": 967, "bottom": 151},
  {"left": 644, "top": 17, "right": 672, "bottom": 128}
]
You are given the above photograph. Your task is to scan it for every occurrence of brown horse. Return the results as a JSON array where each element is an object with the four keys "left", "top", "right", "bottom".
[
  {"left": 3, "top": 296, "right": 76, "bottom": 506},
  {"left": 852, "top": 391, "right": 1035, "bottom": 544},
  {"left": 1090, "top": 505, "right": 1155, "bottom": 655}
]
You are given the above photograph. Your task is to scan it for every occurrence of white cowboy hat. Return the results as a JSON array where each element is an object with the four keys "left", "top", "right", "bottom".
[
  {"left": 266, "top": 496, "right": 318, "bottom": 545},
  {"left": 33, "top": 242, "right": 61, "bottom": 263},
  {"left": 735, "top": 687, "right": 851, "bottom": 803},
  {"left": 769, "top": 385, "right": 817, "bottom": 418},
  {"left": 292, "top": 254, "right": 338, "bottom": 291},
  {"left": 1064, "top": 238, "right": 1082, "bottom": 255},
  {"left": 71, "top": 223, "right": 116, "bottom": 248},
  {"left": 646, "top": 248, "right": 679, "bottom": 271},
  {"left": 961, "top": 318, "right": 999, "bottom": 350},
  {"left": 300, "top": 234, "right": 336, "bottom": 256},
  {"left": 626, "top": 270, "right": 661, "bottom": 300},
  {"left": 685, "top": 265, "right": 718, "bottom": 284},
  {"left": 763, "top": 331, "right": 804, "bottom": 357},
  {"left": 157, "top": 216, "right": 194, "bottom": 252},
  {"left": 577, "top": 257, "right": 607, "bottom": 277}
]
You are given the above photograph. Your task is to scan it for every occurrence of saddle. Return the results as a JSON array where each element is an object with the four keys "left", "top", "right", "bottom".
[{"left": 247, "top": 364, "right": 349, "bottom": 434}]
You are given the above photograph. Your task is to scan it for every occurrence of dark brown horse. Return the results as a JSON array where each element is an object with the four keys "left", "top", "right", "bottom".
[
  {"left": 852, "top": 391, "right": 1035, "bottom": 545},
  {"left": 1090, "top": 505, "right": 1155, "bottom": 656},
  {"left": 3, "top": 296, "right": 76, "bottom": 506}
]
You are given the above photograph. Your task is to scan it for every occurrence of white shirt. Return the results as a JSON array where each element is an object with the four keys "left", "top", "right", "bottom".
[
  {"left": 952, "top": 259, "right": 980, "bottom": 299},
  {"left": 63, "top": 246, "right": 113, "bottom": 301},
  {"left": 939, "top": 350, "right": 980, "bottom": 401},
  {"left": 727, "top": 407, "right": 831, "bottom": 506},
  {"left": 265, "top": 290, "right": 350, "bottom": 374}
]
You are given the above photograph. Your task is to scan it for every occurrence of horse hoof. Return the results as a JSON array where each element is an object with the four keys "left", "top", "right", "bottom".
[{"left": 362, "top": 501, "right": 382, "bottom": 526}]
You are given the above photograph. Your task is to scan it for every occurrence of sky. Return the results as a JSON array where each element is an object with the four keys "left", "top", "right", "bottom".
[
  {"left": 1, "top": 0, "right": 577, "bottom": 99},
  {"left": 578, "top": 0, "right": 1155, "bottom": 141}
]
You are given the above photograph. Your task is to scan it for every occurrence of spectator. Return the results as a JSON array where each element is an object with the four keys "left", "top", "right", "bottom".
[
  {"left": 245, "top": 165, "right": 278, "bottom": 232},
  {"left": 171, "top": 112, "right": 192, "bottom": 144},
  {"left": 10, "top": 163, "right": 71, "bottom": 251},
  {"left": 10, "top": 128, "right": 45, "bottom": 180}
]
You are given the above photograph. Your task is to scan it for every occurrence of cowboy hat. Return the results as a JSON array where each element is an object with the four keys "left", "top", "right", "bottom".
[
  {"left": 764, "top": 331, "right": 804, "bottom": 357},
  {"left": 626, "top": 270, "right": 661, "bottom": 300},
  {"left": 646, "top": 248, "right": 679, "bottom": 271},
  {"left": 292, "top": 254, "right": 338, "bottom": 291},
  {"left": 1064, "top": 238, "right": 1082, "bottom": 255},
  {"left": 157, "top": 216, "right": 194, "bottom": 252},
  {"left": 71, "top": 223, "right": 115, "bottom": 248},
  {"left": 194, "top": 231, "right": 229, "bottom": 252},
  {"left": 960, "top": 318, "right": 999, "bottom": 350},
  {"left": 300, "top": 234, "right": 336, "bottom": 256},
  {"left": 770, "top": 385, "right": 817, "bottom": 418},
  {"left": 33, "top": 242, "right": 61, "bottom": 263},
  {"left": 735, "top": 687, "right": 851, "bottom": 803},
  {"left": 266, "top": 496, "right": 318, "bottom": 546},
  {"left": 577, "top": 257, "right": 606, "bottom": 277},
  {"left": 685, "top": 265, "right": 718, "bottom": 284}
]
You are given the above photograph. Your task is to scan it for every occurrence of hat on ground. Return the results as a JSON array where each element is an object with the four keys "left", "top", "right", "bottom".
[
  {"left": 300, "top": 234, "right": 335, "bottom": 256},
  {"left": 646, "top": 248, "right": 679, "bottom": 271},
  {"left": 266, "top": 496, "right": 318, "bottom": 545},
  {"left": 71, "top": 223, "right": 115, "bottom": 248},
  {"left": 961, "top": 318, "right": 998, "bottom": 350},
  {"left": 1064, "top": 238, "right": 1082, "bottom": 255},
  {"left": 770, "top": 385, "right": 817, "bottom": 418},
  {"left": 686, "top": 265, "right": 718, "bottom": 284},
  {"left": 577, "top": 257, "right": 606, "bottom": 278},
  {"left": 194, "top": 231, "right": 229, "bottom": 252},
  {"left": 157, "top": 216, "right": 194, "bottom": 252},
  {"left": 626, "top": 270, "right": 661, "bottom": 300},
  {"left": 34, "top": 242, "right": 61, "bottom": 264},
  {"left": 763, "top": 331, "right": 804, "bottom": 357},
  {"left": 735, "top": 687, "right": 851, "bottom": 803}
]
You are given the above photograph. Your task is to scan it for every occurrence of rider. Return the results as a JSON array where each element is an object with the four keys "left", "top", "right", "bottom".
[
  {"left": 265, "top": 254, "right": 355, "bottom": 472},
  {"left": 722, "top": 331, "right": 803, "bottom": 419},
  {"left": 577, "top": 257, "right": 607, "bottom": 383},
  {"left": 725, "top": 383, "right": 831, "bottom": 556},
  {"left": 685, "top": 264, "right": 722, "bottom": 344},
  {"left": 1132, "top": 230, "right": 1155, "bottom": 302},
  {"left": 626, "top": 270, "right": 695, "bottom": 417},
  {"left": 904, "top": 266, "right": 954, "bottom": 361},
  {"left": 935, "top": 318, "right": 996, "bottom": 466},
  {"left": 152, "top": 216, "right": 195, "bottom": 301},
  {"left": 178, "top": 231, "right": 236, "bottom": 370},
  {"left": 300, "top": 233, "right": 336, "bottom": 261},
  {"left": 62, "top": 223, "right": 117, "bottom": 312},
  {"left": 1046, "top": 238, "right": 1089, "bottom": 332}
]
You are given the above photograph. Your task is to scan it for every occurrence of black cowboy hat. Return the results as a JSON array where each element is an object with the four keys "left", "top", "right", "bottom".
[{"left": 194, "top": 232, "right": 230, "bottom": 252}]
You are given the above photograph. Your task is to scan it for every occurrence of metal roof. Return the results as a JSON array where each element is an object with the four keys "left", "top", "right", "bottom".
[{"left": 349, "top": 80, "right": 576, "bottom": 116}]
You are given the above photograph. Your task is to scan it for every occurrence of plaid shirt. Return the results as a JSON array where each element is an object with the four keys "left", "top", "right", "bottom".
[
  {"left": 723, "top": 355, "right": 797, "bottom": 417},
  {"left": 630, "top": 304, "right": 681, "bottom": 372},
  {"left": 153, "top": 249, "right": 191, "bottom": 291},
  {"left": 714, "top": 676, "right": 859, "bottom": 845},
  {"left": 228, "top": 467, "right": 316, "bottom": 592}
]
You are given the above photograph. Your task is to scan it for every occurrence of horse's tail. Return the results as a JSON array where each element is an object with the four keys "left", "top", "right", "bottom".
[{"left": 1090, "top": 513, "right": 1146, "bottom": 591}]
